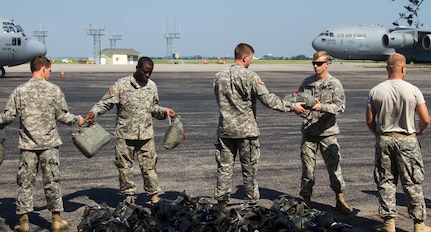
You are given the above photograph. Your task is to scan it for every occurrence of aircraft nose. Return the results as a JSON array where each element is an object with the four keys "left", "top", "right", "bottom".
[
  {"left": 311, "top": 36, "right": 322, "bottom": 51},
  {"left": 26, "top": 39, "right": 47, "bottom": 57}
]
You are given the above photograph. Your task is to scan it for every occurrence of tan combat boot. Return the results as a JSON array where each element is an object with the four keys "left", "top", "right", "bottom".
[
  {"left": 217, "top": 200, "right": 227, "bottom": 212},
  {"left": 335, "top": 193, "right": 351, "bottom": 215},
  {"left": 51, "top": 212, "right": 68, "bottom": 232},
  {"left": 125, "top": 194, "right": 136, "bottom": 204},
  {"left": 151, "top": 194, "right": 159, "bottom": 204},
  {"left": 302, "top": 195, "right": 312, "bottom": 208},
  {"left": 414, "top": 220, "right": 431, "bottom": 232},
  {"left": 13, "top": 214, "right": 29, "bottom": 232},
  {"left": 373, "top": 217, "right": 395, "bottom": 232}
]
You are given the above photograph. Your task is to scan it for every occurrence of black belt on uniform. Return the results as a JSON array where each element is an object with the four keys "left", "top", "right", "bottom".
[{"left": 380, "top": 132, "right": 416, "bottom": 138}]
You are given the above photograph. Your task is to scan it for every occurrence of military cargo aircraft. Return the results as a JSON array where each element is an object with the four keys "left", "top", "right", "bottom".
[
  {"left": 311, "top": 25, "right": 431, "bottom": 64},
  {"left": 0, "top": 17, "right": 47, "bottom": 77}
]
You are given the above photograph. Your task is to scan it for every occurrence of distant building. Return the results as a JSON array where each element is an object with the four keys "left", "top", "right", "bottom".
[{"left": 101, "top": 48, "right": 140, "bottom": 65}]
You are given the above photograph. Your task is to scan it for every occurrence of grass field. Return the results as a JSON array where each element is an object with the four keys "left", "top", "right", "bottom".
[
  {"left": 52, "top": 58, "right": 385, "bottom": 65},
  {"left": 49, "top": 58, "right": 431, "bottom": 71}
]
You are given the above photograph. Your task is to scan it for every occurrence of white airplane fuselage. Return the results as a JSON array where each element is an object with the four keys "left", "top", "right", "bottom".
[{"left": 0, "top": 18, "right": 47, "bottom": 77}]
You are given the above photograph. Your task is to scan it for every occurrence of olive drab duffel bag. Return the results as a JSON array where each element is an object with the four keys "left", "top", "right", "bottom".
[
  {"left": 283, "top": 91, "right": 316, "bottom": 109},
  {"left": 72, "top": 122, "right": 112, "bottom": 158},
  {"left": 163, "top": 115, "right": 185, "bottom": 150}
]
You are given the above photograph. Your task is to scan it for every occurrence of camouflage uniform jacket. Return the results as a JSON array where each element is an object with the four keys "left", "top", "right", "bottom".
[
  {"left": 0, "top": 77, "right": 79, "bottom": 150},
  {"left": 90, "top": 75, "right": 168, "bottom": 140},
  {"left": 214, "top": 64, "right": 293, "bottom": 138},
  {"left": 299, "top": 74, "right": 345, "bottom": 136}
]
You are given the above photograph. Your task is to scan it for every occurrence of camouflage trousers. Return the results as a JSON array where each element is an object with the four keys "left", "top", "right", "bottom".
[
  {"left": 374, "top": 135, "right": 426, "bottom": 220},
  {"left": 16, "top": 148, "right": 63, "bottom": 214},
  {"left": 299, "top": 134, "right": 346, "bottom": 197},
  {"left": 115, "top": 138, "right": 161, "bottom": 196},
  {"left": 214, "top": 137, "right": 260, "bottom": 204}
]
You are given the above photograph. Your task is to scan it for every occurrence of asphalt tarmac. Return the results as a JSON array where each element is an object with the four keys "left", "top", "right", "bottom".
[{"left": 0, "top": 62, "right": 431, "bottom": 231}]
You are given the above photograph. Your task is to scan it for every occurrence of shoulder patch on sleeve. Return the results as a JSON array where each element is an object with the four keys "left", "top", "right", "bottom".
[{"left": 109, "top": 85, "right": 116, "bottom": 96}]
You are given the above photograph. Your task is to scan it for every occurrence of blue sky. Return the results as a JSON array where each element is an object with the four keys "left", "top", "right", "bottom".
[{"left": 5, "top": 0, "right": 431, "bottom": 59}]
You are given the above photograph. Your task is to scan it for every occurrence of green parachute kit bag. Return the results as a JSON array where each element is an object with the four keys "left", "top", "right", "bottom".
[
  {"left": 163, "top": 115, "right": 186, "bottom": 150},
  {"left": 284, "top": 92, "right": 316, "bottom": 109},
  {"left": 72, "top": 122, "right": 112, "bottom": 158}
]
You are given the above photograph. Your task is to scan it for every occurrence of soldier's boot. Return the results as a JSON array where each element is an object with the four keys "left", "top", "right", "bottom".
[
  {"left": 125, "top": 194, "right": 136, "bottom": 204},
  {"left": 51, "top": 212, "right": 68, "bottom": 232},
  {"left": 372, "top": 217, "right": 395, "bottom": 232},
  {"left": 335, "top": 193, "right": 351, "bottom": 215},
  {"left": 217, "top": 200, "right": 227, "bottom": 212},
  {"left": 414, "top": 220, "right": 431, "bottom": 232},
  {"left": 13, "top": 214, "right": 29, "bottom": 232},
  {"left": 302, "top": 195, "right": 312, "bottom": 208},
  {"left": 150, "top": 194, "right": 159, "bottom": 204}
]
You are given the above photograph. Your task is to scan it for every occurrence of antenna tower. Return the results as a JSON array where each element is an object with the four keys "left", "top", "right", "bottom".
[
  {"left": 33, "top": 26, "right": 49, "bottom": 44},
  {"left": 162, "top": 23, "right": 180, "bottom": 63},
  {"left": 86, "top": 25, "right": 105, "bottom": 64},
  {"left": 109, "top": 34, "right": 123, "bottom": 49}
]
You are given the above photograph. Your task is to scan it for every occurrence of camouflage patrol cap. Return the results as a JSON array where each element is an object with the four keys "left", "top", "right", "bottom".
[{"left": 283, "top": 92, "right": 316, "bottom": 109}]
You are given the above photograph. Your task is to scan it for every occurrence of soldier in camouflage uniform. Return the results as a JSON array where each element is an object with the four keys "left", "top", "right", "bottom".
[
  {"left": 86, "top": 56, "right": 175, "bottom": 205},
  {"left": 297, "top": 51, "right": 351, "bottom": 215},
  {"left": 213, "top": 43, "right": 305, "bottom": 212},
  {"left": 0, "top": 56, "right": 84, "bottom": 232},
  {"left": 366, "top": 53, "right": 431, "bottom": 232}
]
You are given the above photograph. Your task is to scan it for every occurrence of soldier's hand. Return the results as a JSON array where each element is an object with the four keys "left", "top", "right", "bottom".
[
  {"left": 311, "top": 99, "right": 322, "bottom": 111},
  {"left": 166, "top": 108, "right": 176, "bottom": 117},
  {"left": 85, "top": 112, "right": 95, "bottom": 123},
  {"left": 294, "top": 102, "right": 306, "bottom": 115},
  {"left": 77, "top": 115, "right": 85, "bottom": 127}
]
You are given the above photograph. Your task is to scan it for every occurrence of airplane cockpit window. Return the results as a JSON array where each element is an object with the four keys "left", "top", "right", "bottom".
[
  {"left": 329, "top": 32, "right": 334, "bottom": 37},
  {"left": 16, "top": 25, "right": 23, "bottom": 33},
  {"left": 7, "top": 22, "right": 16, "bottom": 33},
  {"left": 2, "top": 22, "right": 8, "bottom": 33}
]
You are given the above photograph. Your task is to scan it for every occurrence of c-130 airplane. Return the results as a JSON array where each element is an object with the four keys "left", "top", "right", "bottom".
[{"left": 0, "top": 17, "right": 47, "bottom": 77}]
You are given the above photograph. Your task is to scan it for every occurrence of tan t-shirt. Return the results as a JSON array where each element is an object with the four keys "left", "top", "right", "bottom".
[{"left": 368, "top": 79, "right": 425, "bottom": 134}]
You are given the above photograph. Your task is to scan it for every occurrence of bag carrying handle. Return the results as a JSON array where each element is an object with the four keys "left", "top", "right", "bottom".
[{"left": 167, "top": 115, "right": 181, "bottom": 126}]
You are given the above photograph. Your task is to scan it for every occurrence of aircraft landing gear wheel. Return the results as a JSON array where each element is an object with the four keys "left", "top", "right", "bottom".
[{"left": 0, "top": 67, "right": 5, "bottom": 78}]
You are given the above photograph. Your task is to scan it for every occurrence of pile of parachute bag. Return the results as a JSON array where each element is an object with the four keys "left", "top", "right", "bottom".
[
  {"left": 77, "top": 191, "right": 366, "bottom": 232},
  {"left": 271, "top": 194, "right": 365, "bottom": 232}
]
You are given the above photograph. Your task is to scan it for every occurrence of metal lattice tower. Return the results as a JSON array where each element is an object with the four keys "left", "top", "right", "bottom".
[
  {"left": 33, "top": 26, "right": 49, "bottom": 44},
  {"left": 109, "top": 34, "right": 123, "bottom": 49},
  {"left": 86, "top": 26, "right": 105, "bottom": 64},
  {"left": 162, "top": 31, "right": 180, "bottom": 63}
]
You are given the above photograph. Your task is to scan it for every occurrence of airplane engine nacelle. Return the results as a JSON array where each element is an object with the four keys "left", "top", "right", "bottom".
[
  {"left": 382, "top": 32, "right": 417, "bottom": 48},
  {"left": 422, "top": 34, "right": 431, "bottom": 50}
]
